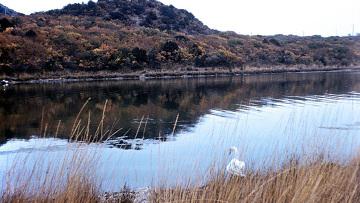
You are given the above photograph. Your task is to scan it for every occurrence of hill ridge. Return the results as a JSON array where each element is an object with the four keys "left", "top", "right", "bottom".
[
  {"left": 0, "top": 3, "right": 22, "bottom": 17},
  {"left": 44, "top": 0, "right": 217, "bottom": 35}
]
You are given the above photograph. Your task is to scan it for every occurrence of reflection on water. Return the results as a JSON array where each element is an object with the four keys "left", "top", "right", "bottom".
[{"left": 1, "top": 71, "right": 360, "bottom": 189}]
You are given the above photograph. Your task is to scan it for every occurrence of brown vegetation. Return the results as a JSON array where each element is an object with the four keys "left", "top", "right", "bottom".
[
  {"left": 1, "top": 93, "right": 360, "bottom": 202},
  {"left": 0, "top": 0, "right": 359, "bottom": 80},
  {"left": 3, "top": 142, "right": 360, "bottom": 202},
  {"left": 152, "top": 158, "right": 360, "bottom": 202}
]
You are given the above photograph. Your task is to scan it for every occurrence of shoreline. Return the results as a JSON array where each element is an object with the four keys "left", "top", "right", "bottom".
[{"left": 2, "top": 65, "right": 360, "bottom": 85}]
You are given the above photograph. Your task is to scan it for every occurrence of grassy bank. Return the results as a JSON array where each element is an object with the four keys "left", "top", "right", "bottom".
[
  {"left": 2, "top": 153, "right": 360, "bottom": 202},
  {"left": 2, "top": 65, "right": 359, "bottom": 84},
  {"left": 152, "top": 158, "right": 360, "bottom": 202}
]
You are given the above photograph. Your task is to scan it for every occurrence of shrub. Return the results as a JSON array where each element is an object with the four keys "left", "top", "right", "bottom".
[
  {"left": 189, "top": 44, "right": 203, "bottom": 56},
  {"left": 332, "top": 46, "right": 353, "bottom": 65},
  {"left": 25, "top": 30, "right": 37, "bottom": 38},
  {"left": 174, "top": 35, "right": 188, "bottom": 42},
  {"left": 0, "top": 18, "right": 14, "bottom": 32},
  {"left": 269, "top": 38, "right": 281, "bottom": 46},
  {"left": 131, "top": 47, "right": 148, "bottom": 63},
  {"left": 87, "top": 1, "right": 97, "bottom": 9},
  {"left": 195, "top": 53, "right": 232, "bottom": 67},
  {"left": 278, "top": 51, "right": 296, "bottom": 65},
  {"left": 228, "top": 39, "right": 243, "bottom": 48},
  {"left": 308, "top": 42, "right": 328, "bottom": 49},
  {"left": 0, "top": 47, "right": 13, "bottom": 63},
  {"left": 160, "top": 5, "right": 176, "bottom": 19},
  {"left": 161, "top": 41, "right": 179, "bottom": 53},
  {"left": 313, "top": 49, "right": 329, "bottom": 65},
  {"left": 146, "top": 48, "right": 160, "bottom": 69},
  {"left": 109, "top": 11, "right": 128, "bottom": 21},
  {"left": 146, "top": 11, "right": 158, "bottom": 21},
  {"left": 132, "top": 4, "right": 145, "bottom": 15}
]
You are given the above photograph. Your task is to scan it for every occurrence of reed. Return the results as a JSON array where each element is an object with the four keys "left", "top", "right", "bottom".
[
  {"left": 0, "top": 100, "right": 128, "bottom": 203},
  {"left": 151, "top": 157, "right": 360, "bottom": 203},
  {"left": 1, "top": 102, "right": 360, "bottom": 203}
]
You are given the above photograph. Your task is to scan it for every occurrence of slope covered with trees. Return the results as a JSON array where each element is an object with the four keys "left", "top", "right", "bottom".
[{"left": 0, "top": 0, "right": 359, "bottom": 80}]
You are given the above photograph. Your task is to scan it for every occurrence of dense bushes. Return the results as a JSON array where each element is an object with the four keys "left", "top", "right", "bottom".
[
  {"left": 131, "top": 48, "right": 148, "bottom": 63},
  {"left": 195, "top": 53, "right": 232, "bottom": 67},
  {"left": 0, "top": 14, "right": 358, "bottom": 74},
  {"left": 161, "top": 41, "right": 179, "bottom": 53},
  {"left": 46, "top": 0, "right": 214, "bottom": 35},
  {"left": 0, "top": 0, "right": 358, "bottom": 75},
  {"left": 109, "top": 47, "right": 150, "bottom": 70},
  {"left": 0, "top": 18, "right": 14, "bottom": 32},
  {"left": 313, "top": 46, "right": 353, "bottom": 66},
  {"left": 0, "top": 47, "right": 13, "bottom": 63},
  {"left": 140, "top": 11, "right": 157, "bottom": 27},
  {"left": 24, "top": 30, "right": 37, "bottom": 38}
]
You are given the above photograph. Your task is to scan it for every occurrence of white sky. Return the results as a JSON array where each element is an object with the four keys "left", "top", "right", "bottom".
[{"left": 1, "top": 0, "right": 359, "bottom": 36}]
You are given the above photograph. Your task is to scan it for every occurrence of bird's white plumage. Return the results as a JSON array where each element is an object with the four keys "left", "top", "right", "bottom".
[
  {"left": 226, "top": 159, "right": 245, "bottom": 176},
  {"left": 226, "top": 146, "right": 245, "bottom": 177}
]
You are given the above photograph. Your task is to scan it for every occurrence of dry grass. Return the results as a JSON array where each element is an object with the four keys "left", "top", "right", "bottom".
[
  {"left": 0, "top": 100, "right": 127, "bottom": 203},
  {"left": 2, "top": 101, "right": 360, "bottom": 202},
  {"left": 4, "top": 65, "right": 360, "bottom": 83},
  {"left": 151, "top": 157, "right": 360, "bottom": 203},
  {"left": 4, "top": 156, "right": 360, "bottom": 202}
]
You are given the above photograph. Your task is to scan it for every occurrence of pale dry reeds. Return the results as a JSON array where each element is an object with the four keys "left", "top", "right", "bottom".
[{"left": 2, "top": 99, "right": 360, "bottom": 203}]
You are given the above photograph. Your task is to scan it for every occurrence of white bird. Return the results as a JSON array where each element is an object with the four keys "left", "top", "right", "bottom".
[{"left": 226, "top": 146, "right": 245, "bottom": 177}]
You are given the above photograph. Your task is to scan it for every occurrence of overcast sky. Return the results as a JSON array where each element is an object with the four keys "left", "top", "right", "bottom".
[{"left": 1, "top": 0, "right": 359, "bottom": 36}]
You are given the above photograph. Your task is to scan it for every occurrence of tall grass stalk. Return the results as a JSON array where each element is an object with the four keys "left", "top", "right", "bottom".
[
  {"left": 152, "top": 157, "right": 360, "bottom": 202},
  {"left": 0, "top": 100, "right": 124, "bottom": 202},
  {"left": 1, "top": 100, "right": 360, "bottom": 202}
]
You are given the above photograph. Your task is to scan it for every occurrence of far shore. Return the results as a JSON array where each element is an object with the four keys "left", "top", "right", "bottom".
[{"left": 1, "top": 65, "right": 360, "bottom": 85}]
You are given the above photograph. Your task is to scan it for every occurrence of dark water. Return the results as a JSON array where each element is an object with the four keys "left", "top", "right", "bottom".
[{"left": 1, "top": 71, "right": 360, "bottom": 190}]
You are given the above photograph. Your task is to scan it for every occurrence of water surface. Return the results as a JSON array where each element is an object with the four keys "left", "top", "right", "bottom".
[{"left": 1, "top": 71, "right": 360, "bottom": 190}]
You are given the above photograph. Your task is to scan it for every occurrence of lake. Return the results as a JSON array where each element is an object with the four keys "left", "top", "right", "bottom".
[{"left": 1, "top": 70, "right": 360, "bottom": 190}]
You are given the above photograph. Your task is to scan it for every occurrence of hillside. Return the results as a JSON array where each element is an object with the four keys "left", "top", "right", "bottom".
[
  {"left": 45, "top": 0, "right": 216, "bottom": 35},
  {"left": 0, "top": 0, "right": 359, "bottom": 80},
  {"left": 0, "top": 4, "right": 22, "bottom": 17}
]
